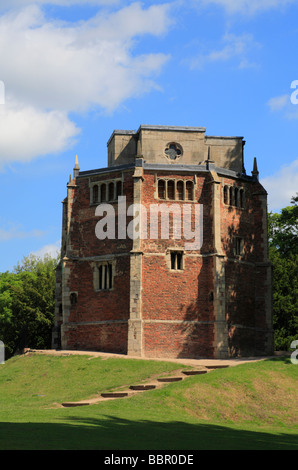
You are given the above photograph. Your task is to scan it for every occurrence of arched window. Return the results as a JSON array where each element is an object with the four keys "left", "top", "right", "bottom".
[
  {"left": 156, "top": 178, "right": 195, "bottom": 201},
  {"left": 224, "top": 185, "right": 245, "bottom": 209},
  {"left": 93, "top": 185, "right": 99, "bottom": 203},
  {"left": 186, "top": 181, "right": 194, "bottom": 201},
  {"left": 223, "top": 186, "right": 228, "bottom": 205},
  {"left": 116, "top": 180, "right": 122, "bottom": 197},
  {"left": 229, "top": 186, "right": 234, "bottom": 206},
  {"left": 100, "top": 183, "right": 106, "bottom": 202},
  {"left": 167, "top": 180, "right": 175, "bottom": 200},
  {"left": 177, "top": 181, "right": 184, "bottom": 200},
  {"left": 70, "top": 293, "right": 78, "bottom": 305},
  {"left": 234, "top": 187, "right": 239, "bottom": 207},
  {"left": 158, "top": 180, "right": 166, "bottom": 199},
  {"left": 108, "top": 182, "right": 114, "bottom": 201},
  {"left": 240, "top": 189, "right": 244, "bottom": 209}
]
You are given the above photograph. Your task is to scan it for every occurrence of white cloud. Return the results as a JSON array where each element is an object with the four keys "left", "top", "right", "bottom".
[
  {"left": 0, "top": 0, "right": 119, "bottom": 10},
  {"left": 188, "top": 33, "right": 259, "bottom": 70},
  {"left": 0, "top": 224, "right": 44, "bottom": 241},
  {"left": 261, "top": 159, "right": 298, "bottom": 211},
  {"left": 0, "top": 4, "right": 171, "bottom": 113},
  {"left": 31, "top": 240, "right": 61, "bottom": 259},
  {"left": 0, "top": 2, "right": 172, "bottom": 166},
  {"left": 267, "top": 94, "right": 290, "bottom": 111},
  {"left": 0, "top": 97, "right": 80, "bottom": 167},
  {"left": 267, "top": 93, "right": 298, "bottom": 119},
  {"left": 200, "top": 0, "right": 295, "bottom": 15}
]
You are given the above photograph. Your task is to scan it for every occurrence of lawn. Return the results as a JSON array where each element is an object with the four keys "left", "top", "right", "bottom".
[{"left": 0, "top": 353, "right": 297, "bottom": 450}]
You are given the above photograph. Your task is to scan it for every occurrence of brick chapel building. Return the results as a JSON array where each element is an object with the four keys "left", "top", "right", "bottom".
[{"left": 52, "top": 125, "right": 274, "bottom": 359}]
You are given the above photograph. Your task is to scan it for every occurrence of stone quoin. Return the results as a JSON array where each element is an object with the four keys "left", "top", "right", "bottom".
[{"left": 52, "top": 125, "right": 273, "bottom": 359}]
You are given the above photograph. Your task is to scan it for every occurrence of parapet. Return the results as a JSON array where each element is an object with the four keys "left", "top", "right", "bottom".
[{"left": 107, "top": 125, "right": 245, "bottom": 173}]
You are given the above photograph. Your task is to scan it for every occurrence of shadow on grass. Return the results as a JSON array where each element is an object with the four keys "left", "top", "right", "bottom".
[{"left": 0, "top": 415, "right": 297, "bottom": 450}]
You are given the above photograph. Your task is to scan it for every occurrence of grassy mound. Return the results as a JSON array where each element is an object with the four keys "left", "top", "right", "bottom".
[{"left": 0, "top": 353, "right": 297, "bottom": 450}]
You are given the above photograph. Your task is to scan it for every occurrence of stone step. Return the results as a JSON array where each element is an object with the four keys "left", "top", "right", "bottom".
[
  {"left": 157, "top": 377, "right": 183, "bottom": 383},
  {"left": 205, "top": 365, "right": 229, "bottom": 369},
  {"left": 182, "top": 370, "right": 207, "bottom": 376},
  {"left": 129, "top": 385, "right": 156, "bottom": 391},
  {"left": 62, "top": 402, "right": 90, "bottom": 407},
  {"left": 101, "top": 392, "right": 129, "bottom": 398},
  {"left": 60, "top": 364, "right": 232, "bottom": 407}
]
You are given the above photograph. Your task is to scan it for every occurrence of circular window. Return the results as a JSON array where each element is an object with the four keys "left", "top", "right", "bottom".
[{"left": 165, "top": 142, "right": 183, "bottom": 160}]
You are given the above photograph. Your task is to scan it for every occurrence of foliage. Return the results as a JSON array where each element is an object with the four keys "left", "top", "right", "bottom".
[
  {"left": 268, "top": 194, "right": 298, "bottom": 256},
  {"left": 268, "top": 195, "right": 298, "bottom": 350},
  {"left": 0, "top": 254, "right": 59, "bottom": 358}
]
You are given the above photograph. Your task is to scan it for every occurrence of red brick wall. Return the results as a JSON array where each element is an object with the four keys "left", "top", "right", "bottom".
[
  {"left": 69, "top": 171, "right": 134, "bottom": 258},
  {"left": 64, "top": 322, "right": 128, "bottom": 353},
  {"left": 62, "top": 170, "right": 133, "bottom": 353},
  {"left": 58, "top": 165, "right": 271, "bottom": 358},
  {"left": 143, "top": 322, "right": 214, "bottom": 358},
  {"left": 140, "top": 171, "right": 215, "bottom": 358},
  {"left": 67, "top": 258, "right": 130, "bottom": 323},
  {"left": 221, "top": 177, "right": 271, "bottom": 356}
]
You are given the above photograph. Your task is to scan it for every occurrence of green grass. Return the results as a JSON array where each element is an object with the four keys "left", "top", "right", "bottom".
[{"left": 0, "top": 353, "right": 297, "bottom": 450}]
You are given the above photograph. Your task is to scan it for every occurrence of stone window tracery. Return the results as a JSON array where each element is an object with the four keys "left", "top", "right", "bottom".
[{"left": 165, "top": 142, "right": 183, "bottom": 160}]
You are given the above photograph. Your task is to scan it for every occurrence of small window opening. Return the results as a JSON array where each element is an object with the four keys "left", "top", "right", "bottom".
[
  {"left": 224, "top": 186, "right": 228, "bottom": 205},
  {"left": 158, "top": 180, "right": 166, "bottom": 199},
  {"left": 93, "top": 184, "right": 99, "bottom": 203},
  {"left": 100, "top": 184, "right": 106, "bottom": 202},
  {"left": 170, "top": 251, "right": 183, "bottom": 270},
  {"left": 234, "top": 237, "right": 244, "bottom": 256},
  {"left": 116, "top": 181, "right": 122, "bottom": 197},
  {"left": 108, "top": 182, "right": 114, "bottom": 201},
  {"left": 167, "top": 180, "right": 175, "bottom": 200},
  {"left": 240, "top": 189, "right": 244, "bottom": 209},
  {"left": 70, "top": 293, "right": 78, "bottom": 305},
  {"left": 177, "top": 181, "right": 184, "bottom": 201},
  {"left": 98, "top": 262, "right": 113, "bottom": 290},
  {"left": 234, "top": 187, "right": 239, "bottom": 207},
  {"left": 186, "top": 181, "right": 194, "bottom": 201},
  {"left": 229, "top": 186, "right": 234, "bottom": 206}
]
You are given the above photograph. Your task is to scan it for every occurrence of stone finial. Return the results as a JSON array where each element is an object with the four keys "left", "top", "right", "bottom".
[
  {"left": 252, "top": 157, "right": 259, "bottom": 180},
  {"left": 67, "top": 174, "right": 75, "bottom": 188},
  {"left": 73, "top": 155, "right": 80, "bottom": 178}
]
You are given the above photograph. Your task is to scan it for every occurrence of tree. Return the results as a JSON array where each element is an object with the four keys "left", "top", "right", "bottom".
[
  {"left": 0, "top": 253, "right": 59, "bottom": 359},
  {"left": 268, "top": 194, "right": 298, "bottom": 256},
  {"left": 268, "top": 195, "right": 298, "bottom": 351}
]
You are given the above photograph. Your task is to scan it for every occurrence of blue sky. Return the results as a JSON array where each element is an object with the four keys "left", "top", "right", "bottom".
[{"left": 0, "top": 0, "right": 298, "bottom": 272}]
